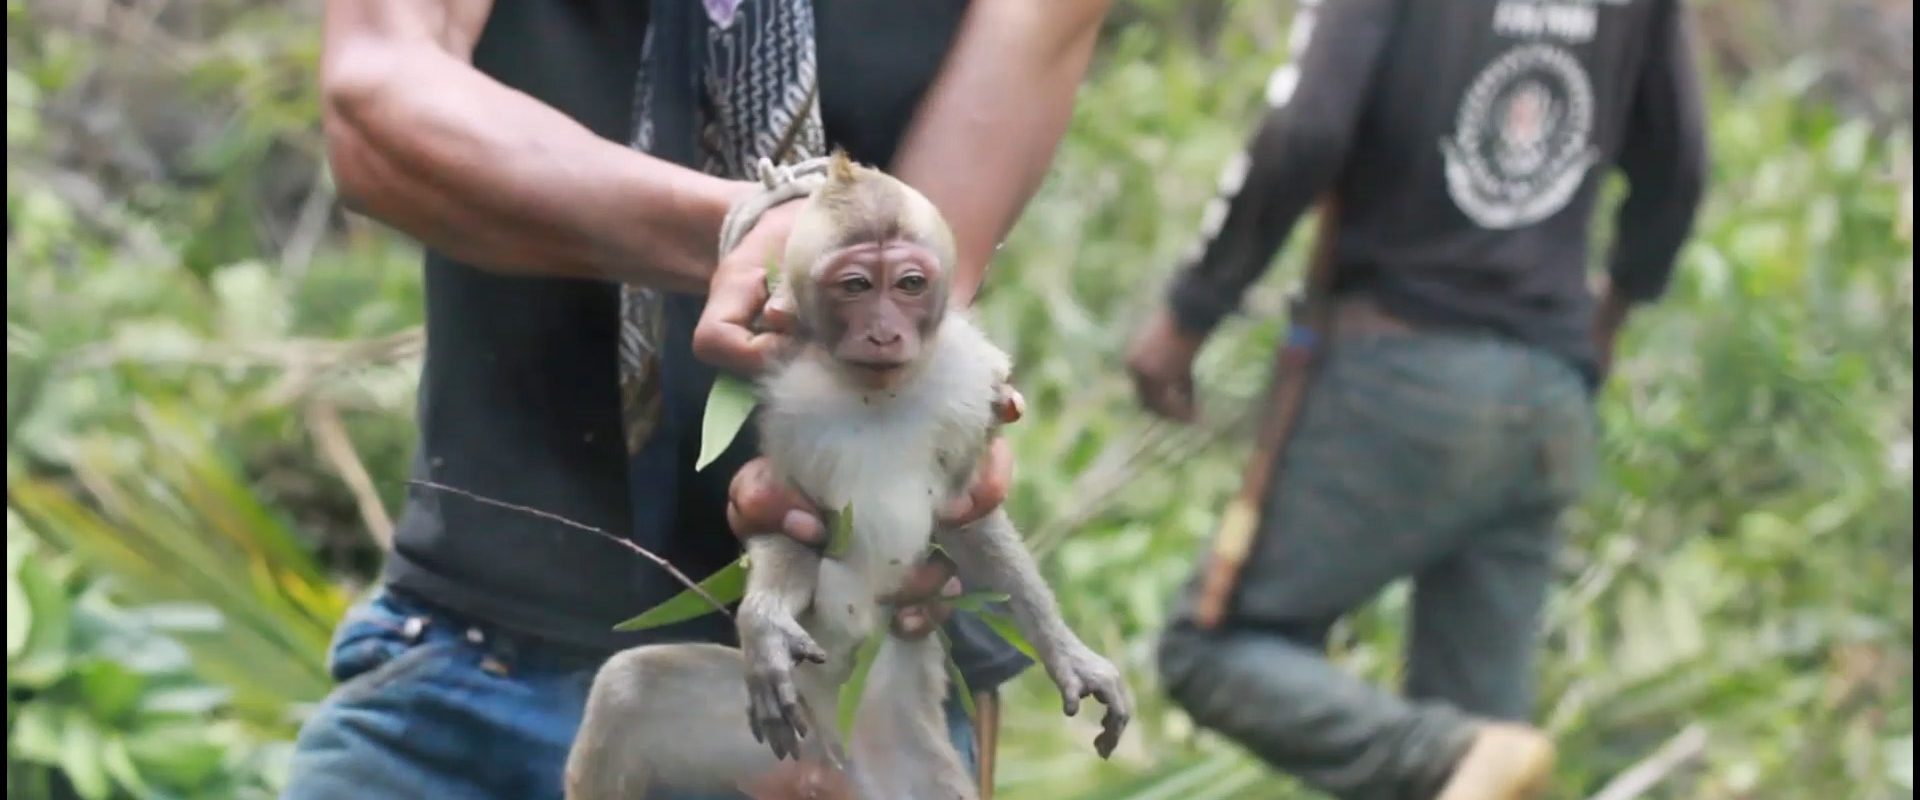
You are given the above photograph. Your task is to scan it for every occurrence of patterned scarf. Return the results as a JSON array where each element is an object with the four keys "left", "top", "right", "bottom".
[{"left": 618, "top": 0, "right": 825, "bottom": 454}]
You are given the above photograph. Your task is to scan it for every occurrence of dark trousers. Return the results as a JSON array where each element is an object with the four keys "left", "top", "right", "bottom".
[{"left": 1158, "top": 328, "right": 1597, "bottom": 800}]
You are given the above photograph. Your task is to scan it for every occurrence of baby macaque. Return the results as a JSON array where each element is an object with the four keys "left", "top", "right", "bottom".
[{"left": 564, "top": 152, "right": 1130, "bottom": 800}]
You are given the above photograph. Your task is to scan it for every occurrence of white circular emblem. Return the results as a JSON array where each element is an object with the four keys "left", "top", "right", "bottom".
[{"left": 1441, "top": 44, "right": 1601, "bottom": 230}]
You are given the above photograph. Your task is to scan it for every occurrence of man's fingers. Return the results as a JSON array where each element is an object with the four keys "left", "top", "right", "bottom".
[
  {"left": 1134, "top": 372, "right": 1196, "bottom": 422},
  {"left": 763, "top": 293, "right": 797, "bottom": 333},
  {"left": 992, "top": 384, "right": 1027, "bottom": 424},
  {"left": 883, "top": 557, "right": 958, "bottom": 605},
  {"left": 729, "top": 458, "right": 825, "bottom": 545},
  {"left": 887, "top": 562, "right": 963, "bottom": 638},
  {"left": 693, "top": 262, "right": 776, "bottom": 375},
  {"left": 941, "top": 437, "right": 1012, "bottom": 526}
]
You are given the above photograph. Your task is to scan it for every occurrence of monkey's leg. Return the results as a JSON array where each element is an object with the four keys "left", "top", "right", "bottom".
[
  {"left": 935, "top": 509, "right": 1133, "bottom": 757},
  {"left": 846, "top": 634, "right": 979, "bottom": 800},
  {"left": 567, "top": 643, "right": 814, "bottom": 800}
]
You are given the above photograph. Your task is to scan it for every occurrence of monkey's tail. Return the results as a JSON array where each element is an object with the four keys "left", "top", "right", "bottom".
[{"left": 845, "top": 634, "right": 979, "bottom": 800}]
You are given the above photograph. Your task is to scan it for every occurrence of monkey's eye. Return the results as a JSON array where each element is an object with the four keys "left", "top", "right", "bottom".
[
  {"left": 895, "top": 274, "right": 928, "bottom": 294},
  {"left": 838, "top": 275, "right": 874, "bottom": 294}
]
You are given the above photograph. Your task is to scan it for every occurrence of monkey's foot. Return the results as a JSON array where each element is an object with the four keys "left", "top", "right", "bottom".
[
  {"left": 1433, "top": 723, "right": 1555, "bottom": 800},
  {"left": 1045, "top": 645, "right": 1132, "bottom": 759},
  {"left": 742, "top": 613, "right": 829, "bottom": 760}
]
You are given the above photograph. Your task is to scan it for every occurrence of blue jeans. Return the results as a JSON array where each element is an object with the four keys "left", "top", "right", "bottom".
[{"left": 282, "top": 589, "right": 977, "bottom": 799}]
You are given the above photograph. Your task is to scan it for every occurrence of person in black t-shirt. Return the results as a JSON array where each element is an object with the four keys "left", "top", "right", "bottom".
[
  {"left": 283, "top": 2, "right": 1113, "bottom": 799},
  {"left": 1128, "top": 1, "right": 1708, "bottom": 798}
]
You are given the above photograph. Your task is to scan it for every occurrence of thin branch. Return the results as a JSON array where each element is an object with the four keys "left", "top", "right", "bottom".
[
  {"left": 406, "top": 479, "right": 734, "bottom": 621},
  {"left": 1586, "top": 725, "right": 1710, "bottom": 800},
  {"left": 279, "top": 163, "right": 337, "bottom": 281},
  {"left": 305, "top": 400, "right": 393, "bottom": 550}
]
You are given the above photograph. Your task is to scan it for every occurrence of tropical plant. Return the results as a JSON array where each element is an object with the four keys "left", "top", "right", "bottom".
[{"left": 8, "top": 515, "right": 290, "bottom": 800}]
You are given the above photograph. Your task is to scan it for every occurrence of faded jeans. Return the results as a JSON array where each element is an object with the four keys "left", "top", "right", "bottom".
[
  {"left": 1157, "top": 329, "right": 1596, "bottom": 800},
  {"left": 282, "top": 588, "right": 977, "bottom": 799}
]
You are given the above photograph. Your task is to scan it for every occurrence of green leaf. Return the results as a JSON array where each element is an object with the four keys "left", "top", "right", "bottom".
[
  {"left": 11, "top": 702, "right": 65, "bottom": 764},
  {"left": 611, "top": 558, "right": 748, "bottom": 631},
  {"left": 825, "top": 503, "right": 855, "bottom": 559},
  {"left": 11, "top": 549, "right": 72, "bottom": 688},
  {"left": 976, "top": 609, "right": 1039, "bottom": 664},
  {"left": 125, "top": 724, "right": 227, "bottom": 791},
  {"left": 697, "top": 375, "right": 759, "bottom": 471},
  {"left": 60, "top": 714, "right": 112, "bottom": 800},
  {"left": 945, "top": 591, "right": 1011, "bottom": 614},
  {"left": 7, "top": 552, "right": 30, "bottom": 660},
  {"left": 75, "top": 660, "right": 146, "bottom": 724},
  {"left": 937, "top": 630, "right": 976, "bottom": 721},
  {"left": 837, "top": 627, "right": 886, "bottom": 736},
  {"left": 103, "top": 736, "right": 155, "bottom": 799}
]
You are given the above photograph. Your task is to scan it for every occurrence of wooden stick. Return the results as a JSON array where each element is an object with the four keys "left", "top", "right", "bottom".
[
  {"left": 1586, "top": 725, "right": 1709, "bottom": 800},
  {"left": 973, "top": 689, "right": 1001, "bottom": 800},
  {"left": 1191, "top": 198, "right": 1342, "bottom": 630}
]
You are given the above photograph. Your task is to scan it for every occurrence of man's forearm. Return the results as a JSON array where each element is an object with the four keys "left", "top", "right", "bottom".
[
  {"left": 888, "top": 0, "right": 1113, "bottom": 306},
  {"left": 321, "top": 2, "right": 745, "bottom": 293}
]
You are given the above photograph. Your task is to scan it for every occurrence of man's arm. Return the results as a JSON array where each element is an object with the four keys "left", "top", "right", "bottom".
[
  {"left": 1602, "top": 0, "right": 1711, "bottom": 309},
  {"left": 887, "top": 0, "right": 1115, "bottom": 307},
  {"left": 1163, "top": 0, "right": 1399, "bottom": 339},
  {"left": 320, "top": 0, "right": 747, "bottom": 293}
]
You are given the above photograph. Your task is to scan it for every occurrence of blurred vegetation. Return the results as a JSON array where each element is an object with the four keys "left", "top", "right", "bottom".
[{"left": 6, "top": 1, "right": 1912, "bottom": 799}]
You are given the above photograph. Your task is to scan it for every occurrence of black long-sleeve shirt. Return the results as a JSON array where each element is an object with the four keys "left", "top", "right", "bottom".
[{"left": 1168, "top": 0, "right": 1710, "bottom": 382}]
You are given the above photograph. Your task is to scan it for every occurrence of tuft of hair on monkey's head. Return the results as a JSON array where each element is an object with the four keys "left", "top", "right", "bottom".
[
  {"left": 778, "top": 149, "right": 959, "bottom": 385},
  {"left": 801, "top": 149, "right": 956, "bottom": 264}
]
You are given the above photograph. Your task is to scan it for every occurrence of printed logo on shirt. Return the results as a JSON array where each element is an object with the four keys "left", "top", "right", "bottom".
[{"left": 1441, "top": 43, "right": 1602, "bottom": 230}]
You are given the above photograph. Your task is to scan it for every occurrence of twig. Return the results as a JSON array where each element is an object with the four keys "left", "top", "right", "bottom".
[
  {"left": 1585, "top": 725, "right": 1710, "bottom": 800},
  {"left": 406, "top": 479, "right": 734, "bottom": 621},
  {"left": 305, "top": 400, "right": 394, "bottom": 550},
  {"left": 279, "top": 163, "right": 336, "bottom": 281},
  {"left": 1028, "top": 390, "right": 1253, "bottom": 557}
]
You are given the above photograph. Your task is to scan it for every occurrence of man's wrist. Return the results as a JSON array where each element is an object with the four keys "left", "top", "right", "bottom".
[{"left": 1166, "top": 276, "right": 1231, "bottom": 340}]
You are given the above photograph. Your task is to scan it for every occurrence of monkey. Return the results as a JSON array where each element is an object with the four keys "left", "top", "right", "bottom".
[{"left": 563, "top": 152, "right": 1131, "bottom": 800}]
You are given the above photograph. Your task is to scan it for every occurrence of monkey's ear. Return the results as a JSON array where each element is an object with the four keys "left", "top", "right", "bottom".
[{"left": 828, "top": 148, "right": 856, "bottom": 184}]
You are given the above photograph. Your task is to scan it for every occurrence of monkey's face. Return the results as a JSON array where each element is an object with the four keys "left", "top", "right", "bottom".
[{"left": 811, "top": 239, "right": 946, "bottom": 390}]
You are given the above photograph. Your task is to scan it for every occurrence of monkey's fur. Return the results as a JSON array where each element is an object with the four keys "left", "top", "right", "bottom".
[{"left": 564, "top": 153, "right": 1131, "bottom": 800}]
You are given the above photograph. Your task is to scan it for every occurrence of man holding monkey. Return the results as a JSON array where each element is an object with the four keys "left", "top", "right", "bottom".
[
  {"left": 286, "top": 1, "right": 1112, "bottom": 798},
  {"left": 1129, "top": 0, "right": 1708, "bottom": 798}
]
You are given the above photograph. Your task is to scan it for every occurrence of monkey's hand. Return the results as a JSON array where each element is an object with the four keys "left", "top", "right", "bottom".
[
  {"left": 1043, "top": 643, "right": 1132, "bottom": 759},
  {"left": 741, "top": 608, "right": 828, "bottom": 760}
]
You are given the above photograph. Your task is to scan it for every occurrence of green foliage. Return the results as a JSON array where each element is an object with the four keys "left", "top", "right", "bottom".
[
  {"left": 8, "top": 521, "right": 287, "bottom": 800},
  {"left": 5, "top": 1, "right": 1913, "bottom": 799},
  {"left": 611, "top": 558, "right": 749, "bottom": 633},
  {"left": 838, "top": 628, "right": 888, "bottom": 737},
  {"left": 697, "top": 376, "right": 760, "bottom": 472}
]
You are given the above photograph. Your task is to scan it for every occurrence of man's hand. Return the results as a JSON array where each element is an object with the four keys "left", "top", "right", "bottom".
[
  {"left": 727, "top": 391, "right": 1025, "bottom": 637},
  {"left": 1125, "top": 308, "right": 1205, "bottom": 423},
  {"left": 1592, "top": 288, "right": 1633, "bottom": 380},
  {"left": 693, "top": 199, "right": 805, "bottom": 376}
]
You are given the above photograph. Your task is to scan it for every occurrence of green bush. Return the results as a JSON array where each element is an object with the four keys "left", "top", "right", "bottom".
[{"left": 8, "top": 518, "right": 288, "bottom": 800}]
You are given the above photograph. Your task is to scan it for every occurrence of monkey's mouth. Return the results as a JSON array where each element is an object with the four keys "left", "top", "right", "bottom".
[
  {"left": 846, "top": 360, "right": 909, "bottom": 375},
  {"left": 841, "top": 358, "right": 914, "bottom": 385}
]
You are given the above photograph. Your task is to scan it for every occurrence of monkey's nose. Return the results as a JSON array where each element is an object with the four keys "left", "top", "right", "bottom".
[{"left": 865, "top": 330, "right": 902, "bottom": 346}]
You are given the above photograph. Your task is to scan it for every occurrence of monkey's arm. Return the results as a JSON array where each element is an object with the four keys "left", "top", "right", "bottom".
[
  {"left": 320, "top": 0, "right": 744, "bottom": 292},
  {"left": 738, "top": 534, "right": 830, "bottom": 761},
  {"left": 889, "top": 0, "right": 1115, "bottom": 306},
  {"left": 1163, "top": 0, "right": 1399, "bottom": 339},
  {"left": 935, "top": 510, "right": 1131, "bottom": 757}
]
